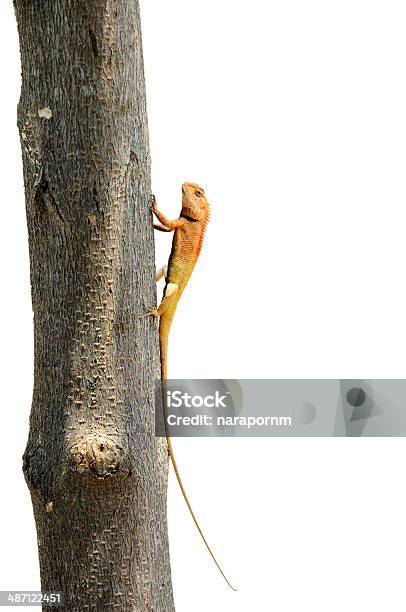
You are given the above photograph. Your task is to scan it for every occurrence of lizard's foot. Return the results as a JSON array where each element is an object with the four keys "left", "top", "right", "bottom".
[{"left": 140, "top": 307, "right": 159, "bottom": 319}]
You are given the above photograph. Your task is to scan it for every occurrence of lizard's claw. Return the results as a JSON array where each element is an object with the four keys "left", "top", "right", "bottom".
[
  {"left": 140, "top": 307, "right": 159, "bottom": 319},
  {"left": 150, "top": 195, "right": 157, "bottom": 210}
]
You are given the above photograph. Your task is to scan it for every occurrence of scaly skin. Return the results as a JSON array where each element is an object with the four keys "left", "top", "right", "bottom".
[
  {"left": 148, "top": 182, "right": 235, "bottom": 591},
  {"left": 149, "top": 182, "right": 210, "bottom": 379}
]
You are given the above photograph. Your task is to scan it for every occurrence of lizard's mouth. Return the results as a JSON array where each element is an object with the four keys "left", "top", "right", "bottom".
[{"left": 181, "top": 209, "right": 199, "bottom": 222}]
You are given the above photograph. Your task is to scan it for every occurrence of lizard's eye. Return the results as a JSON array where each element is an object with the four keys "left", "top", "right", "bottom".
[{"left": 195, "top": 190, "right": 202, "bottom": 197}]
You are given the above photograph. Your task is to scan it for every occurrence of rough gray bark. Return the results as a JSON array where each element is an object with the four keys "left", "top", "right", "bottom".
[{"left": 14, "top": 1, "right": 175, "bottom": 609}]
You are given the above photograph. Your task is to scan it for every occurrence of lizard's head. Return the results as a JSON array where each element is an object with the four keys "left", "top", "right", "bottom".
[{"left": 181, "top": 182, "right": 210, "bottom": 222}]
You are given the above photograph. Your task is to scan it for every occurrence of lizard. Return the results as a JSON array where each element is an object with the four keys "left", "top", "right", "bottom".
[{"left": 146, "top": 182, "right": 236, "bottom": 591}]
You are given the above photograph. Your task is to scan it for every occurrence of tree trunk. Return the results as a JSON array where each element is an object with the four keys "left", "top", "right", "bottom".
[{"left": 14, "top": 1, "right": 175, "bottom": 609}]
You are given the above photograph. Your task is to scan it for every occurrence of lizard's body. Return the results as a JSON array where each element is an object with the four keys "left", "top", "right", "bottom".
[
  {"left": 153, "top": 185, "right": 209, "bottom": 379},
  {"left": 148, "top": 183, "right": 235, "bottom": 591}
]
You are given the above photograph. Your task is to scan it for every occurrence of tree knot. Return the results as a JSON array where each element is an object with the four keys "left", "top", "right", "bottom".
[{"left": 69, "top": 435, "right": 123, "bottom": 479}]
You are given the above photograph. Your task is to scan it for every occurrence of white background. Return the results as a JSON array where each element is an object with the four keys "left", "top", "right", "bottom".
[{"left": 1, "top": 1, "right": 406, "bottom": 610}]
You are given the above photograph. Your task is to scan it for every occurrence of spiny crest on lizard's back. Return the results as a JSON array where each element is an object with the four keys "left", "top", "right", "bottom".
[{"left": 196, "top": 206, "right": 210, "bottom": 257}]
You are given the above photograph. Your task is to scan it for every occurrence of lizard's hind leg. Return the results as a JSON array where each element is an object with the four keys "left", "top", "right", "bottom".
[
  {"left": 145, "top": 282, "right": 178, "bottom": 318},
  {"left": 155, "top": 265, "right": 168, "bottom": 282},
  {"left": 155, "top": 282, "right": 178, "bottom": 316}
]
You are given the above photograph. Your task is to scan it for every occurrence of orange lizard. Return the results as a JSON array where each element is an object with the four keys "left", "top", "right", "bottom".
[{"left": 147, "top": 182, "right": 235, "bottom": 591}]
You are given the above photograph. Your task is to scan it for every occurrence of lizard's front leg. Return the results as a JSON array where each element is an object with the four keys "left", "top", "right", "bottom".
[
  {"left": 154, "top": 224, "right": 173, "bottom": 233},
  {"left": 152, "top": 196, "right": 185, "bottom": 230}
]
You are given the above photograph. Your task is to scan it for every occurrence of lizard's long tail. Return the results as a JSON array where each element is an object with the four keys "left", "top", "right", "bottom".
[{"left": 159, "top": 323, "right": 236, "bottom": 592}]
